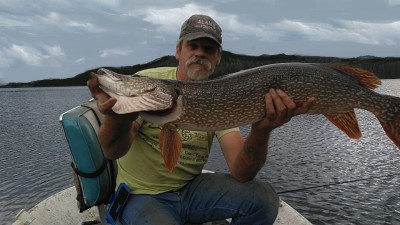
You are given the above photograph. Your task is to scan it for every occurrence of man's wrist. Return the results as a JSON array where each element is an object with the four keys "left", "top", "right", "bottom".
[
  {"left": 105, "top": 113, "right": 138, "bottom": 124},
  {"left": 250, "top": 125, "right": 273, "bottom": 140}
]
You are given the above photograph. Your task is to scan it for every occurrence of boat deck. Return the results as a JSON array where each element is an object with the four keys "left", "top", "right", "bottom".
[{"left": 13, "top": 187, "right": 312, "bottom": 225}]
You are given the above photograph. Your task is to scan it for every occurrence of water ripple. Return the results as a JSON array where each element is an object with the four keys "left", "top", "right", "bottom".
[{"left": 1, "top": 82, "right": 400, "bottom": 225}]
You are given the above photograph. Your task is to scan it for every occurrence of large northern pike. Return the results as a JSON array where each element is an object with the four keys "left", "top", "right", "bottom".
[{"left": 93, "top": 63, "right": 400, "bottom": 171}]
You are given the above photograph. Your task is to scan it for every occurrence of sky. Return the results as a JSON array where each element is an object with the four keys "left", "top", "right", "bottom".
[{"left": 1, "top": 0, "right": 400, "bottom": 83}]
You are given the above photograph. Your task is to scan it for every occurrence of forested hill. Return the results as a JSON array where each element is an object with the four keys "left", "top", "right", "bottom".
[{"left": 2, "top": 51, "right": 400, "bottom": 88}]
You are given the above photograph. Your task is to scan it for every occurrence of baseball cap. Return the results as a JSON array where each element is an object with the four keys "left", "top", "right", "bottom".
[{"left": 179, "top": 14, "right": 222, "bottom": 46}]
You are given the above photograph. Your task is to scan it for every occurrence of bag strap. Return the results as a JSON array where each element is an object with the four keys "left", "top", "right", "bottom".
[{"left": 70, "top": 160, "right": 108, "bottom": 178}]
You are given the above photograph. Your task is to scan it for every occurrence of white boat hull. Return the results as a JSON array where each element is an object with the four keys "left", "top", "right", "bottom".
[{"left": 13, "top": 186, "right": 312, "bottom": 225}]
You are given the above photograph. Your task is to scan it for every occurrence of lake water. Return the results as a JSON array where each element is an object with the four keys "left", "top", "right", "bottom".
[{"left": 1, "top": 80, "right": 399, "bottom": 225}]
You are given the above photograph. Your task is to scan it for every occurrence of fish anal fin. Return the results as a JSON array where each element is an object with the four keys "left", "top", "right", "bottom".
[
  {"left": 378, "top": 114, "right": 400, "bottom": 149},
  {"left": 159, "top": 124, "right": 183, "bottom": 172},
  {"left": 324, "top": 111, "right": 362, "bottom": 139},
  {"left": 330, "top": 64, "right": 381, "bottom": 89}
]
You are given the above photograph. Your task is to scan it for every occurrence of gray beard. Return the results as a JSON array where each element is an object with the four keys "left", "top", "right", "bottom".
[{"left": 185, "top": 57, "right": 214, "bottom": 81}]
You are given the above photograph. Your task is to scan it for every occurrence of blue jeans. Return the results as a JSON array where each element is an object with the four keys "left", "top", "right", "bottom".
[{"left": 119, "top": 173, "right": 279, "bottom": 225}]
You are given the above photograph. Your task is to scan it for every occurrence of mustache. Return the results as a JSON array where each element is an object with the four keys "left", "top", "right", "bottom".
[{"left": 185, "top": 57, "right": 212, "bottom": 70}]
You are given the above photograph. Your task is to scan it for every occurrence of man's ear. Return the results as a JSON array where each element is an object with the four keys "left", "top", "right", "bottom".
[{"left": 216, "top": 53, "right": 221, "bottom": 64}]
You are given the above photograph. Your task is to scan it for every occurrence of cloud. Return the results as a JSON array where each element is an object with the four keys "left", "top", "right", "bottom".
[
  {"left": 75, "top": 57, "right": 86, "bottom": 63},
  {"left": 6, "top": 44, "right": 43, "bottom": 66},
  {"left": 0, "top": 50, "right": 13, "bottom": 67},
  {"left": 271, "top": 19, "right": 400, "bottom": 46},
  {"left": 44, "top": 45, "right": 65, "bottom": 57},
  {"left": 192, "top": 4, "right": 398, "bottom": 47},
  {"left": 39, "top": 12, "right": 107, "bottom": 33},
  {"left": 141, "top": 3, "right": 215, "bottom": 26},
  {"left": 0, "top": 10, "right": 107, "bottom": 35},
  {"left": 387, "top": 0, "right": 400, "bottom": 5},
  {"left": 1, "top": 0, "right": 399, "bottom": 83},
  {"left": 1, "top": 43, "right": 65, "bottom": 67},
  {"left": 338, "top": 20, "right": 400, "bottom": 45},
  {"left": 88, "top": 0, "right": 120, "bottom": 7},
  {"left": 99, "top": 48, "right": 133, "bottom": 58},
  {"left": 123, "top": 2, "right": 265, "bottom": 46},
  {"left": 124, "top": 3, "right": 220, "bottom": 34},
  {"left": 103, "top": 2, "right": 400, "bottom": 49},
  {"left": 0, "top": 15, "right": 31, "bottom": 27}
]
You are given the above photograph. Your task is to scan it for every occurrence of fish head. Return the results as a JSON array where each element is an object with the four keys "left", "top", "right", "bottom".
[
  {"left": 94, "top": 68, "right": 178, "bottom": 114},
  {"left": 96, "top": 68, "right": 158, "bottom": 96}
]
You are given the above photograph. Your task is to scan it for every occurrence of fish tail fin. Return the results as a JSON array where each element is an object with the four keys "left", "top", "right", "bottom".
[
  {"left": 160, "top": 125, "right": 182, "bottom": 172},
  {"left": 376, "top": 96, "right": 400, "bottom": 149},
  {"left": 330, "top": 64, "right": 399, "bottom": 149},
  {"left": 329, "top": 64, "right": 381, "bottom": 89},
  {"left": 324, "top": 110, "right": 362, "bottom": 139}
]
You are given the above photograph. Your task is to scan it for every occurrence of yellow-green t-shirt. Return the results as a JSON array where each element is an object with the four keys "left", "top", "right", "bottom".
[{"left": 115, "top": 67, "right": 240, "bottom": 194}]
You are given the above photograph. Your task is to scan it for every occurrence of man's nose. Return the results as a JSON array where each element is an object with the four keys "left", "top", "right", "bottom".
[{"left": 193, "top": 46, "right": 207, "bottom": 58}]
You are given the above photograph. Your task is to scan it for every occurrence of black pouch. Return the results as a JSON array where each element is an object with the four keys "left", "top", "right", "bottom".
[{"left": 106, "top": 183, "right": 131, "bottom": 225}]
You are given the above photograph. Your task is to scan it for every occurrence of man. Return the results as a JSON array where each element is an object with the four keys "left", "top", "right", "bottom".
[{"left": 88, "top": 14, "right": 314, "bottom": 225}]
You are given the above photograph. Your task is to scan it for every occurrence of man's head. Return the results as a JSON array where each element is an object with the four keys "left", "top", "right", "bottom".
[
  {"left": 179, "top": 14, "right": 222, "bottom": 46},
  {"left": 176, "top": 14, "right": 222, "bottom": 81}
]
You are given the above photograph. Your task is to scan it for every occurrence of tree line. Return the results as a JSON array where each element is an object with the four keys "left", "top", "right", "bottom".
[{"left": 1, "top": 51, "right": 399, "bottom": 88}]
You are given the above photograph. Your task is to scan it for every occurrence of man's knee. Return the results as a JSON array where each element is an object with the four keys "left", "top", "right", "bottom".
[
  {"left": 250, "top": 180, "right": 279, "bottom": 208},
  {"left": 206, "top": 173, "right": 279, "bottom": 210},
  {"left": 236, "top": 179, "right": 280, "bottom": 224},
  {"left": 120, "top": 194, "right": 181, "bottom": 225}
]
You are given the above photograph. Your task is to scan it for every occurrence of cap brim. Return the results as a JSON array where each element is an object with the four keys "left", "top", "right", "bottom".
[{"left": 182, "top": 32, "right": 221, "bottom": 46}]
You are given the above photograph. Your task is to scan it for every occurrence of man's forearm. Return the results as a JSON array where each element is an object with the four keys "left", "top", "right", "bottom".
[
  {"left": 232, "top": 130, "right": 271, "bottom": 182},
  {"left": 99, "top": 116, "right": 136, "bottom": 160}
]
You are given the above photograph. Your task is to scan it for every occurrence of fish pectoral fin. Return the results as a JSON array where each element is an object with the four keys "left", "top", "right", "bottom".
[
  {"left": 324, "top": 111, "right": 362, "bottom": 139},
  {"left": 159, "top": 124, "right": 183, "bottom": 172},
  {"left": 112, "top": 95, "right": 142, "bottom": 114},
  {"left": 113, "top": 95, "right": 169, "bottom": 114}
]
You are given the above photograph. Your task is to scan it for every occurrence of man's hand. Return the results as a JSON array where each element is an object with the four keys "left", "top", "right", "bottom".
[
  {"left": 222, "top": 88, "right": 315, "bottom": 182},
  {"left": 87, "top": 73, "right": 138, "bottom": 122},
  {"left": 252, "top": 88, "right": 315, "bottom": 133},
  {"left": 87, "top": 73, "right": 139, "bottom": 159}
]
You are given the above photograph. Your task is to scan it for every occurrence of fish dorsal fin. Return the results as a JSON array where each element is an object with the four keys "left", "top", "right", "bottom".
[
  {"left": 324, "top": 111, "right": 362, "bottom": 139},
  {"left": 330, "top": 64, "right": 381, "bottom": 89},
  {"left": 159, "top": 124, "right": 182, "bottom": 172}
]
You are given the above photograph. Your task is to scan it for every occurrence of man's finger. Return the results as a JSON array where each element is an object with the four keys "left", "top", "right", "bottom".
[
  {"left": 294, "top": 97, "right": 316, "bottom": 115},
  {"left": 264, "top": 90, "right": 276, "bottom": 118},
  {"left": 271, "top": 89, "right": 295, "bottom": 118},
  {"left": 276, "top": 89, "right": 296, "bottom": 108}
]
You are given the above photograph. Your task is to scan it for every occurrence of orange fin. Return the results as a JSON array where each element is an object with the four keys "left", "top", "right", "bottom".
[
  {"left": 159, "top": 124, "right": 183, "bottom": 172},
  {"left": 377, "top": 108, "right": 400, "bottom": 149},
  {"left": 324, "top": 111, "right": 362, "bottom": 139},
  {"left": 330, "top": 64, "right": 381, "bottom": 89}
]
